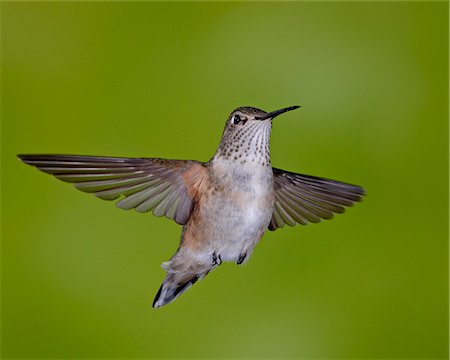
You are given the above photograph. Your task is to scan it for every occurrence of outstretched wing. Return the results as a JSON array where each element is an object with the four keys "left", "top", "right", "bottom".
[
  {"left": 18, "top": 154, "right": 206, "bottom": 225},
  {"left": 270, "top": 168, "right": 365, "bottom": 230}
]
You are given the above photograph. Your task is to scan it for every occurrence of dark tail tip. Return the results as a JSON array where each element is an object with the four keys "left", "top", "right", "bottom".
[
  {"left": 152, "top": 275, "right": 199, "bottom": 309},
  {"left": 152, "top": 284, "right": 164, "bottom": 308}
]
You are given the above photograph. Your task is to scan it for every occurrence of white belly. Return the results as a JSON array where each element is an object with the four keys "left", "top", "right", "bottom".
[{"left": 203, "top": 167, "right": 274, "bottom": 262}]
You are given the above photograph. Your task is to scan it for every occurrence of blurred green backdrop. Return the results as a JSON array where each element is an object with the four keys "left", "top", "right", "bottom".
[{"left": 1, "top": 2, "right": 448, "bottom": 359}]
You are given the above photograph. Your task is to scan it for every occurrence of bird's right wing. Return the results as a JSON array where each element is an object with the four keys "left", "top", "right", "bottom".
[
  {"left": 270, "top": 168, "right": 365, "bottom": 230},
  {"left": 19, "top": 154, "right": 207, "bottom": 225}
]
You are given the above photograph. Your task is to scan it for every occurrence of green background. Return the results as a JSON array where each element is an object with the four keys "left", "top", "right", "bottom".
[{"left": 1, "top": 2, "right": 448, "bottom": 359}]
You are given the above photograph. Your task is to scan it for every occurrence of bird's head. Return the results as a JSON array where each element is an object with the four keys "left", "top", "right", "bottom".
[{"left": 214, "top": 105, "right": 300, "bottom": 164}]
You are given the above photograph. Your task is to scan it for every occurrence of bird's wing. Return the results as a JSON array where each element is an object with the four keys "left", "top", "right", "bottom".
[
  {"left": 18, "top": 154, "right": 206, "bottom": 225},
  {"left": 269, "top": 168, "right": 365, "bottom": 230}
]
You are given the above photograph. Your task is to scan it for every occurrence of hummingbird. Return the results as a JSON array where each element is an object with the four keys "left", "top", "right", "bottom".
[{"left": 18, "top": 105, "right": 364, "bottom": 308}]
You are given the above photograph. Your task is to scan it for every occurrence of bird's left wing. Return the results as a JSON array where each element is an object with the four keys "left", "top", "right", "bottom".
[
  {"left": 270, "top": 168, "right": 365, "bottom": 230},
  {"left": 18, "top": 154, "right": 206, "bottom": 225}
]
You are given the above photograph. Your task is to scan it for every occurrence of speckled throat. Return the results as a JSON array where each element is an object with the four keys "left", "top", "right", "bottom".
[{"left": 213, "top": 119, "right": 272, "bottom": 167}]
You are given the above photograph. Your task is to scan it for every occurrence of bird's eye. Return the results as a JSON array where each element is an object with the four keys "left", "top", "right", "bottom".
[{"left": 232, "top": 115, "right": 241, "bottom": 125}]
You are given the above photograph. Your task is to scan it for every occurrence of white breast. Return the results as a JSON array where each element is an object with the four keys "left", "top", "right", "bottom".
[{"left": 205, "top": 161, "right": 274, "bottom": 262}]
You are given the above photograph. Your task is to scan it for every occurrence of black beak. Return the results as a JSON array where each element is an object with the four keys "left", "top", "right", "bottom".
[{"left": 255, "top": 105, "right": 301, "bottom": 120}]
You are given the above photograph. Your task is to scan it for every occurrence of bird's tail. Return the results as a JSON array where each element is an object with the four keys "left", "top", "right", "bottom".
[{"left": 152, "top": 252, "right": 213, "bottom": 309}]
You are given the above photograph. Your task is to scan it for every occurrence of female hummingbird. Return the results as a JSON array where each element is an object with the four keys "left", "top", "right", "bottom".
[{"left": 19, "top": 105, "right": 364, "bottom": 308}]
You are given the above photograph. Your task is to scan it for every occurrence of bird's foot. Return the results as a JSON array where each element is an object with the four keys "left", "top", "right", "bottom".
[
  {"left": 212, "top": 252, "right": 222, "bottom": 266},
  {"left": 236, "top": 253, "right": 247, "bottom": 265}
]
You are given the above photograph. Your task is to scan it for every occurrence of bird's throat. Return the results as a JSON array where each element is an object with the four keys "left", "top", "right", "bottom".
[{"left": 213, "top": 121, "right": 272, "bottom": 168}]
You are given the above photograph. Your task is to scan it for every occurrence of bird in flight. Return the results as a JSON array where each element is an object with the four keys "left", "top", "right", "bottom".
[{"left": 19, "top": 105, "right": 364, "bottom": 308}]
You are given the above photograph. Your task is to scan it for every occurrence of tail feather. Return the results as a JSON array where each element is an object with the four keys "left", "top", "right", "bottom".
[
  {"left": 152, "top": 271, "right": 208, "bottom": 309},
  {"left": 153, "top": 249, "right": 215, "bottom": 308}
]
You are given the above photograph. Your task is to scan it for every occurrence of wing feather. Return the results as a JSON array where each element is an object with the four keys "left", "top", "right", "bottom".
[
  {"left": 270, "top": 168, "right": 364, "bottom": 230},
  {"left": 19, "top": 154, "right": 205, "bottom": 225}
]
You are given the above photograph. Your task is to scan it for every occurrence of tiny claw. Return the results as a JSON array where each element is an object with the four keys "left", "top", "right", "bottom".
[
  {"left": 236, "top": 253, "right": 247, "bottom": 265},
  {"left": 212, "top": 252, "right": 222, "bottom": 266}
]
